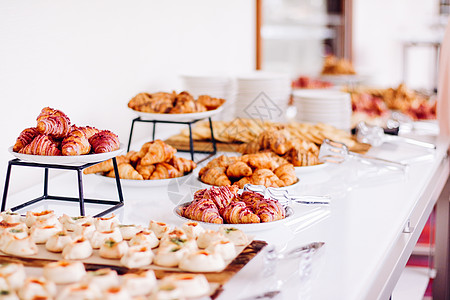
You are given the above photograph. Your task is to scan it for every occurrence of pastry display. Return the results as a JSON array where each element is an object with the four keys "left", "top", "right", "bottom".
[
  {"left": 128, "top": 91, "right": 225, "bottom": 114},
  {"left": 199, "top": 153, "right": 298, "bottom": 188},
  {"left": 321, "top": 55, "right": 356, "bottom": 75},
  {"left": 83, "top": 139, "right": 196, "bottom": 181},
  {"left": 12, "top": 107, "right": 120, "bottom": 156},
  {"left": 182, "top": 186, "right": 286, "bottom": 224},
  {"left": 42, "top": 260, "right": 86, "bottom": 284}
]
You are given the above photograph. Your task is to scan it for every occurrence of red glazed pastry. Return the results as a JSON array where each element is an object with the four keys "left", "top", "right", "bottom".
[
  {"left": 221, "top": 201, "right": 260, "bottom": 224},
  {"left": 36, "top": 107, "right": 69, "bottom": 122},
  {"left": 202, "top": 185, "right": 239, "bottom": 210},
  {"left": 183, "top": 198, "right": 223, "bottom": 224},
  {"left": 238, "top": 191, "right": 285, "bottom": 223},
  {"left": 37, "top": 115, "right": 71, "bottom": 139},
  {"left": 61, "top": 128, "right": 91, "bottom": 156},
  {"left": 13, "top": 127, "right": 39, "bottom": 152},
  {"left": 89, "top": 130, "right": 120, "bottom": 153},
  {"left": 19, "top": 135, "right": 61, "bottom": 156}
]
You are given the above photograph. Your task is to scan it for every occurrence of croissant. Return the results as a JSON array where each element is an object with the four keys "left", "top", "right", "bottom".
[
  {"left": 238, "top": 191, "right": 285, "bottom": 222},
  {"left": 76, "top": 126, "right": 100, "bottom": 139},
  {"left": 234, "top": 176, "right": 252, "bottom": 189},
  {"left": 288, "top": 139, "right": 320, "bottom": 156},
  {"left": 240, "top": 153, "right": 278, "bottom": 170},
  {"left": 199, "top": 155, "right": 240, "bottom": 177},
  {"left": 19, "top": 135, "right": 61, "bottom": 156},
  {"left": 61, "top": 128, "right": 90, "bottom": 156},
  {"left": 82, "top": 155, "right": 128, "bottom": 174},
  {"left": 149, "top": 163, "right": 180, "bottom": 180},
  {"left": 200, "top": 167, "right": 231, "bottom": 186},
  {"left": 148, "top": 92, "right": 175, "bottom": 113},
  {"left": 257, "top": 129, "right": 292, "bottom": 155},
  {"left": 89, "top": 130, "right": 120, "bottom": 153},
  {"left": 183, "top": 198, "right": 223, "bottom": 224},
  {"left": 171, "top": 96, "right": 206, "bottom": 113},
  {"left": 226, "top": 161, "right": 252, "bottom": 178},
  {"left": 107, "top": 163, "right": 143, "bottom": 180},
  {"left": 13, "top": 127, "right": 39, "bottom": 152},
  {"left": 273, "top": 163, "right": 297, "bottom": 186},
  {"left": 287, "top": 148, "right": 320, "bottom": 167},
  {"left": 202, "top": 185, "right": 239, "bottom": 210},
  {"left": 196, "top": 95, "right": 225, "bottom": 110},
  {"left": 169, "top": 156, "right": 196, "bottom": 174},
  {"left": 135, "top": 163, "right": 156, "bottom": 180},
  {"left": 36, "top": 115, "right": 71, "bottom": 139},
  {"left": 221, "top": 201, "right": 260, "bottom": 224},
  {"left": 36, "top": 107, "right": 69, "bottom": 122},
  {"left": 140, "top": 140, "right": 176, "bottom": 166},
  {"left": 248, "top": 169, "right": 285, "bottom": 188}
]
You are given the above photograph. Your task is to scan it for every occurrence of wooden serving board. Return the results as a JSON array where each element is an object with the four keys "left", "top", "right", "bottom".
[{"left": 0, "top": 240, "right": 267, "bottom": 299}]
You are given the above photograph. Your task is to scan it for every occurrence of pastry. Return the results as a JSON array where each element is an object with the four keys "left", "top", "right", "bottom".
[
  {"left": 36, "top": 115, "right": 71, "bottom": 139},
  {"left": 81, "top": 269, "right": 119, "bottom": 292},
  {"left": 178, "top": 250, "right": 225, "bottom": 272},
  {"left": 12, "top": 127, "right": 39, "bottom": 152},
  {"left": 159, "top": 228, "right": 188, "bottom": 244},
  {"left": 25, "top": 210, "right": 57, "bottom": 228},
  {"left": 218, "top": 226, "right": 248, "bottom": 246},
  {"left": 122, "top": 270, "right": 157, "bottom": 297},
  {"left": 19, "top": 135, "right": 61, "bottom": 156},
  {"left": 120, "top": 245, "right": 154, "bottom": 269},
  {"left": 200, "top": 166, "right": 231, "bottom": 186},
  {"left": 88, "top": 130, "right": 120, "bottom": 153},
  {"left": 149, "top": 163, "right": 180, "bottom": 180},
  {"left": 82, "top": 156, "right": 128, "bottom": 175},
  {"left": 118, "top": 224, "right": 144, "bottom": 240},
  {"left": 183, "top": 198, "right": 223, "bottom": 224},
  {"left": 106, "top": 163, "right": 144, "bottom": 180},
  {"left": 89, "top": 228, "right": 123, "bottom": 249},
  {"left": 62, "top": 236, "right": 93, "bottom": 260},
  {"left": 0, "top": 227, "right": 28, "bottom": 245},
  {"left": 18, "top": 277, "right": 56, "bottom": 300},
  {"left": 75, "top": 126, "right": 100, "bottom": 139},
  {"left": 0, "top": 221, "right": 28, "bottom": 236},
  {"left": 73, "top": 221, "right": 96, "bottom": 239},
  {"left": 56, "top": 283, "right": 102, "bottom": 300},
  {"left": 181, "top": 221, "right": 205, "bottom": 240},
  {"left": 226, "top": 161, "right": 252, "bottom": 178},
  {"left": 93, "top": 214, "right": 119, "bottom": 232},
  {"left": 148, "top": 282, "right": 184, "bottom": 300},
  {"left": 1, "top": 235, "right": 38, "bottom": 256},
  {"left": 61, "top": 128, "right": 91, "bottom": 155},
  {"left": 221, "top": 201, "right": 260, "bottom": 224},
  {"left": 238, "top": 191, "right": 285, "bottom": 223},
  {"left": 169, "top": 156, "right": 196, "bottom": 174},
  {"left": 43, "top": 260, "right": 86, "bottom": 284},
  {"left": 206, "top": 240, "right": 236, "bottom": 260},
  {"left": 197, "top": 95, "right": 225, "bottom": 110},
  {"left": 102, "top": 286, "right": 132, "bottom": 300},
  {"left": 0, "top": 289, "right": 19, "bottom": 300},
  {"left": 134, "top": 162, "right": 155, "bottom": 180},
  {"left": 0, "top": 211, "right": 22, "bottom": 224},
  {"left": 161, "top": 273, "right": 210, "bottom": 298},
  {"left": 129, "top": 230, "right": 159, "bottom": 248},
  {"left": 196, "top": 230, "right": 229, "bottom": 249},
  {"left": 153, "top": 244, "right": 189, "bottom": 268},
  {"left": 45, "top": 230, "right": 73, "bottom": 252},
  {"left": 149, "top": 220, "right": 170, "bottom": 239},
  {"left": 99, "top": 238, "right": 129, "bottom": 259},
  {"left": 139, "top": 140, "right": 176, "bottom": 166},
  {"left": 0, "top": 263, "right": 26, "bottom": 290},
  {"left": 59, "top": 214, "right": 93, "bottom": 231},
  {"left": 29, "top": 223, "right": 61, "bottom": 244},
  {"left": 36, "top": 107, "right": 68, "bottom": 122}
]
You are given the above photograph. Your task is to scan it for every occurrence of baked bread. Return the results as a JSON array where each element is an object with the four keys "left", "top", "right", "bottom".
[
  {"left": 13, "top": 127, "right": 39, "bottom": 152},
  {"left": 89, "top": 130, "right": 120, "bottom": 153}
]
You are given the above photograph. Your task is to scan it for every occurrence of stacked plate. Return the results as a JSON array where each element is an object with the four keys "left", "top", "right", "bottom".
[
  {"left": 180, "top": 73, "right": 234, "bottom": 120},
  {"left": 234, "top": 71, "right": 291, "bottom": 122},
  {"left": 292, "top": 89, "right": 352, "bottom": 131}
]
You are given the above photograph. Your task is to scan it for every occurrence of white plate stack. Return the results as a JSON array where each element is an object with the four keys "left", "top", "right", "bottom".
[
  {"left": 292, "top": 89, "right": 352, "bottom": 131},
  {"left": 180, "top": 73, "right": 234, "bottom": 120},
  {"left": 234, "top": 71, "right": 291, "bottom": 122}
]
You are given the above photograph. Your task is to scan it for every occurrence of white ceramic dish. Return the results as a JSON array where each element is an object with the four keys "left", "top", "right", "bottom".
[
  {"left": 129, "top": 105, "right": 224, "bottom": 122},
  {"left": 8, "top": 144, "right": 126, "bottom": 166},
  {"left": 196, "top": 177, "right": 301, "bottom": 191},
  {"left": 94, "top": 172, "right": 194, "bottom": 188},
  {"left": 174, "top": 203, "right": 294, "bottom": 232}
]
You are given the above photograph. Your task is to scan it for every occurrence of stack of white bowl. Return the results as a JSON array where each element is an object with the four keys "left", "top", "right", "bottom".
[
  {"left": 234, "top": 71, "right": 291, "bottom": 122},
  {"left": 292, "top": 89, "right": 352, "bottom": 131},
  {"left": 179, "top": 73, "right": 234, "bottom": 120}
]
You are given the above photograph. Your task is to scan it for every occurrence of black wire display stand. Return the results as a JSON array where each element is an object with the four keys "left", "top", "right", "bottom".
[
  {"left": 127, "top": 117, "right": 217, "bottom": 163},
  {"left": 1, "top": 157, "right": 124, "bottom": 218}
]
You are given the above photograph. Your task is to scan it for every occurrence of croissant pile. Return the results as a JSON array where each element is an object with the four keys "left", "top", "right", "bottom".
[
  {"left": 238, "top": 128, "right": 320, "bottom": 167},
  {"left": 199, "top": 152, "right": 297, "bottom": 188},
  {"left": 183, "top": 185, "right": 286, "bottom": 224},
  {"left": 128, "top": 91, "right": 226, "bottom": 114},
  {"left": 12, "top": 107, "right": 120, "bottom": 156},
  {"left": 83, "top": 139, "right": 196, "bottom": 180}
]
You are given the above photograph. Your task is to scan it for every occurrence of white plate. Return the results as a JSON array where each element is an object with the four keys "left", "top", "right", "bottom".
[
  {"left": 8, "top": 144, "right": 126, "bottom": 166},
  {"left": 129, "top": 105, "right": 224, "bottom": 122},
  {"left": 196, "top": 177, "right": 301, "bottom": 191},
  {"left": 174, "top": 202, "right": 294, "bottom": 232},
  {"left": 94, "top": 172, "right": 194, "bottom": 188},
  {"left": 295, "top": 163, "right": 330, "bottom": 174}
]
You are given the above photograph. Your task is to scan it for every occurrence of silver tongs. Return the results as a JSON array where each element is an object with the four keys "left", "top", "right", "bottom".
[
  {"left": 356, "top": 121, "right": 436, "bottom": 149},
  {"left": 319, "top": 139, "right": 408, "bottom": 172},
  {"left": 242, "top": 184, "right": 330, "bottom": 207}
]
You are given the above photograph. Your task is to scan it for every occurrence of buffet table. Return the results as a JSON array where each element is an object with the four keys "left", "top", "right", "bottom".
[{"left": 4, "top": 131, "right": 449, "bottom": 300}]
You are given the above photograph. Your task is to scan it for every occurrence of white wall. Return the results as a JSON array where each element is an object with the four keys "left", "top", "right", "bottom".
[
  {"left": 0, "top": 0, "right": 255, "bottom": 194},
  {"left": 353, "top": 0, "right": 443, "bottom": 89}
]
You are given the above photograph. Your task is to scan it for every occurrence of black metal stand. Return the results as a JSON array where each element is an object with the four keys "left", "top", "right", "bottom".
[
  {"left": 127, "top": 117, "right": 217, "bottom": 162},
  {"left": 1, "top": 158, "right": 124, "bottom": 218}
]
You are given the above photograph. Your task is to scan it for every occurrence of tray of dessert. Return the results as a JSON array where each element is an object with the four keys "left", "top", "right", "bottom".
[
  {"left": 84, "top": 140, "right": 197, "bottom": 187},
  {"left": 10, "top": 107, "right": 124, "bottom": 166},
  {"left": 128, "top": 91, "right": 225, "bottom": 122},
  {"left": 0, "top": 209, "right": 266, "bottom": 291},
  {"left": 174, "top": 185, "right": 294, "bottom": 232}
]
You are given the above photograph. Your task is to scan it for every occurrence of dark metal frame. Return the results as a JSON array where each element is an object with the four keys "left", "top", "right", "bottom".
[
  {"left": 1, "top": 157, "right": 124, "bottom": 217},
  {"left": 126, "top": 117, "right": 217, "bottom": 162}
]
